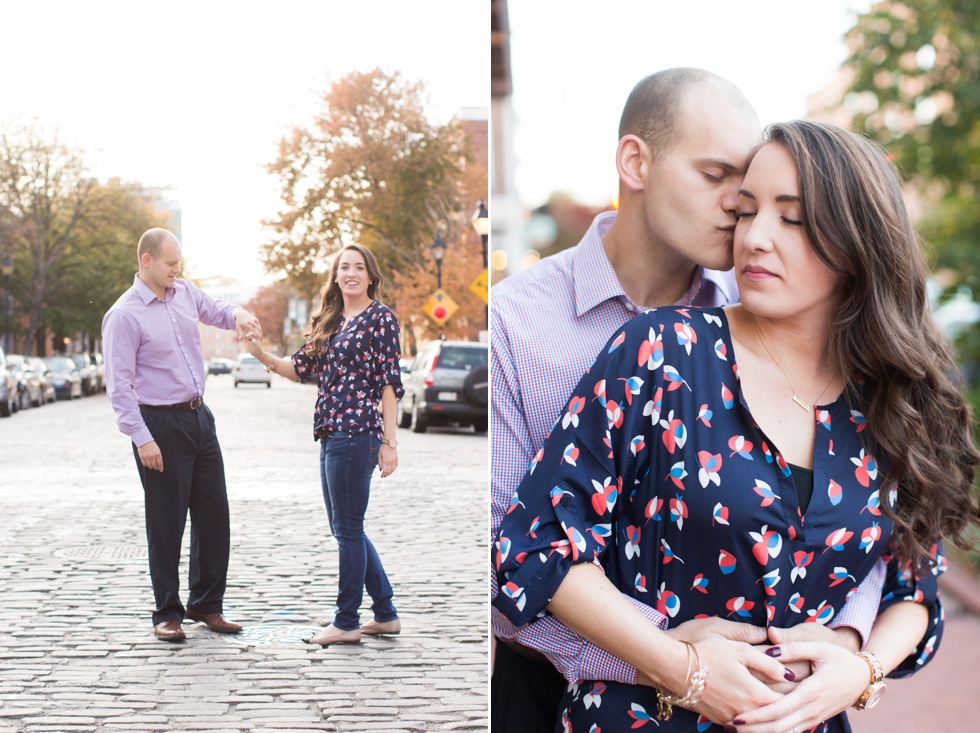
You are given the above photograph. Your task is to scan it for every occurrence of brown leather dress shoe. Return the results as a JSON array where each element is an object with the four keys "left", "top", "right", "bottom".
[
  {"left": 360, "top": 618, "right": 401, "bottom": 636},
  {"left": 184, "top": 608, "right": 243, "bottom": 634},
  {"left": 154, "top": 621, "right": 186, "bottom": 642}
]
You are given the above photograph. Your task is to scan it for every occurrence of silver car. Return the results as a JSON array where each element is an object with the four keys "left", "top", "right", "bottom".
[
  {"left": 0, "top": 346, "right": 16, "bottom": 417},
  {"left": 233, "top": 354, "right": 272, "bottom": 388}
]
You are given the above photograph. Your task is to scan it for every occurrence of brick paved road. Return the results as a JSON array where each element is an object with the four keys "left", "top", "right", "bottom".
[{"left": 0, "top": 374, "right": 487, "bottom": 732}]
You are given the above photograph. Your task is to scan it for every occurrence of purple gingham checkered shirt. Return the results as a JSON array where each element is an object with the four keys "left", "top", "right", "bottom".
[{"left": 490, "top": 211, "right": 883, "bottom": 684}]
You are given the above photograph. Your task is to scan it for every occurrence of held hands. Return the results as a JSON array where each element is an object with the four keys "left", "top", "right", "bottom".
[
  {"left": 637, "top": 620, "right": 794, "bottom": 725},
  {"left": 727, "top": 640, "right": 870, "bottom": 733},
  {"left": 234, "top": 308, "right": 262, "bottom": 341},
  {"left": 670, "top": 637, "right": 792, "bottom": 725},
  {"left": 636, "top": 619, "right": 866, "bottom": 728},
  {"left": 245, "top": 333, "right": 265, "bottom": 360},
  {"left": 752, "top": 624, "right": 861, "bottom": 688}
]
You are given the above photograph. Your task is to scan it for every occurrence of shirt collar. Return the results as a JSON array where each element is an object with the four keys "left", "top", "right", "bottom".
[
  {"left": 571, "top": 211, "right": 627, "bottom": 317},
  {"left": 699, "top": 267, "right": 738, "bottom": 305},
  {"left": 571, "top": 210, "right": 736, "bottom": 315},
  {"left": 133, "top": 273, "right": 175, "bottom": 305}
]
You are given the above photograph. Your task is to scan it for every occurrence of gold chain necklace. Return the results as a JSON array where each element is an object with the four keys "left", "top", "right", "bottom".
[{"left": 754, "top": 320, "right": 835, "bottom": 412}]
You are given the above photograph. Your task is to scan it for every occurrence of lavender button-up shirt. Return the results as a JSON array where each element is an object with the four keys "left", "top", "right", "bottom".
[{"left": 102, "top": 275, "right": 240, "bottom": 447}]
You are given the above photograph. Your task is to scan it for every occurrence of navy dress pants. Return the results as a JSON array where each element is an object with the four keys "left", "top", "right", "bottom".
[
  {"left": 491, "top": 641, "right": 566, "bottom": 733},
  {"left": 134, "top": 404, "right": 230, "bottom": 625}
]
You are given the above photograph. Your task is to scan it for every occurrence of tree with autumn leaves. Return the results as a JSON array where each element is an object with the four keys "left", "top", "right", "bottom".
[
  {"left": 262, "top": 68, "right": 487, "bottom": 353},
  {"left": 0, "top": 122, "right": 170, "bottom": 354}
]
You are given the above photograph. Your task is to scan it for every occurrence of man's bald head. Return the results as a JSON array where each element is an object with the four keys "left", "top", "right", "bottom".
[
  {"left": 618, "top": 67, "right": 757, "bottom": 162},
  {"left": 137, "top": 228, "right": 179, "bottom": 263}
]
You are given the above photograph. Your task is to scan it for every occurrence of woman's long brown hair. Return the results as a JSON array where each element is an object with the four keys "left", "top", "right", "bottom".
[
  {"left": 766, "top": 120, "right": 980, "bottom": 568},
  {"left": 305, "top": 244, "right": 385, "bottom": 356}
]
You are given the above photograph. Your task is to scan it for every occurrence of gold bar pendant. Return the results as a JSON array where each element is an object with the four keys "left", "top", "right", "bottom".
[{"left": 792, "top": 393, "right": 812, "bottom": 411}]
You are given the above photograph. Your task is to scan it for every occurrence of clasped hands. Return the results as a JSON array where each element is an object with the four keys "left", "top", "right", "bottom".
[
  {"left": 234, "top": 308, "right": 262, "bottom": 342},
  {"left": 640, "top": 618, "right": 871, "bottom": 732}
]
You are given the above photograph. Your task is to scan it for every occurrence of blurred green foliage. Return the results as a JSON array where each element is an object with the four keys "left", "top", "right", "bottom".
[{"left": 843, "top": 0, "right": 980, "bottom": 282}]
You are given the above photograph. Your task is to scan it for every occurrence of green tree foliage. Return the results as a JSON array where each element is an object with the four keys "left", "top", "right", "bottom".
[
  {"left": 842, "top": 0, "right": 980, "bottom": 278},
  {"left": 263, "top": 68, "right": 479, "bottom": 304},
  {"left": 0, "top": 123, "right": 169, "bottom": 354}
]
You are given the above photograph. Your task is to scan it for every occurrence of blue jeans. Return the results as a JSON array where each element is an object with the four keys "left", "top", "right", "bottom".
[{"left": 319, "top": 431, "right": 397, "bottom": 631}]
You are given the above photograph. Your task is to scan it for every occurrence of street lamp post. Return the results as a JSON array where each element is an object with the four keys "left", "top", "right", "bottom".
[
  {"left": 471, "top": 200, "right": 489, "bottom": 329},
  {"left": 430, "top": 232, "right": 447, "bottom": 290},
  {"left": 0, "top": 254, "right": 12, "bottom": 354}
]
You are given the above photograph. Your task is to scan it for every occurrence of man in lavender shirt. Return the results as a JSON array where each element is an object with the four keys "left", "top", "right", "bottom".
[{"left": 102, "top": 228, "right": 260, "bottom": 642}]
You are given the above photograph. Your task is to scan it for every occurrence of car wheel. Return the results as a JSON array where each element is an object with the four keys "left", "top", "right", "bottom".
[
  {"left": 0, "top": 395, "right": 10, "bottom": 417},
  {"left": 473, "top": 418, "right": 488, "bottom": 434},
  {"left": 266, "top": 382, "right": 271, "bottom": 388},
  {"left": 397, "top": 400, "right": 412, "bottom": 428},
  {"left": 234, "top": 381, "right": 239, "bottom": 388},
  {"left": 411, "top": 399, "right": 428, "bottom": 434},
  {"left": 463, "top": 366, "right": 489, "bottom": 408}
]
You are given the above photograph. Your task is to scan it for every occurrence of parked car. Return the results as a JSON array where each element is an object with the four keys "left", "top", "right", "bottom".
[
  {"left": 233, "top": 353, "right": 271, "bottom": 388},
  {"left": 6, "top": 354, "right": 44, "bottom": 409},
  {"left": 207, "top": 357, "right": 235, "bottom": 375},
  {"left": 29, "top": 356, "right": 57, "bottom": 404},
  {"left": 398, "top": 340, "right": 488, "bottom": 433},
  {"left": 90, "top": 352, "right": 106, "bottom": 392},
  {"left": 69, "top": 353, "right": 98, "bottom": 396},
  {"left": 0, "top": 346, "right": 16, "bottom": 417},
  {"left": 44, "top": 355, "right": 84, "bottom": 400}
]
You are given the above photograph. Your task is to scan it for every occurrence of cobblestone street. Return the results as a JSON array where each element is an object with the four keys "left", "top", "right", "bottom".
[{"left": 0, "top": 375, "right": 488, "bottom": 732}]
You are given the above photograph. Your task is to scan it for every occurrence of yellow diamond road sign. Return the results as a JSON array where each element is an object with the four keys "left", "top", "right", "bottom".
[
  {"left": 470, "top": 268, "right": 489, "bottom": 304},
  {"left": 423, "top": 289, "right": 459, "bottom": 325}
]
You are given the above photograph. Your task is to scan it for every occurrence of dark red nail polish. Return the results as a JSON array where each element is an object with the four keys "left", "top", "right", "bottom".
[
  {"left": 784, "top": 668, "right": 796, "bottom": 681},
  {"left": 733, "top": 719, "right": 746, "bottom": 725},
  {"left": 765, "top": 646, "right": 781, "bottom": 657},
  {"left": 724, "top": 726, "right": 738, "bottom": 733}
]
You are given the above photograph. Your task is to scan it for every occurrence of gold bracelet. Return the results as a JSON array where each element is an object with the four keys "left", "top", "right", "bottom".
[
  {"left": 656, "top": 641, "right": 708, "bottom": 721},
  {"left": 265, "top": 357, "right": 277, "bottom": 373}
]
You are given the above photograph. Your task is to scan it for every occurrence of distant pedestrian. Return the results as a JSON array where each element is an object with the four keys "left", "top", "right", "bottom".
[
  {"left": 247, "top": 243, "right": 403, "bottom": 645},
  {"left": 102, "top": 228, "right": 259, "bottom": 642}
]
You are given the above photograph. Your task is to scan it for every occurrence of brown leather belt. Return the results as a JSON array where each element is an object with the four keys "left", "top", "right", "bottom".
[
  {"left": 503, "top": 640, "right": 550, "bottom": 665},
  {"left": 140, "top": 397, "right": 204, "bottom": 410}
]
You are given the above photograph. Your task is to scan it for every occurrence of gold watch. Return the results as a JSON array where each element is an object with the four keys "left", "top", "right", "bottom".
[
  {"left": 852, "top": 651, "right": 886, "bottom": 711},
  {"left": 382, "top": 438, "right": 397, "bottom": 448}
]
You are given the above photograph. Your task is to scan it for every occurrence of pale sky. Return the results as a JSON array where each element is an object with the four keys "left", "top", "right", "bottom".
[
  {"left": 508, "top": 0, "right": 873, "bottom": 209},
  {"left": 0, "top": 1, "right": 488, "bottom": 286}
]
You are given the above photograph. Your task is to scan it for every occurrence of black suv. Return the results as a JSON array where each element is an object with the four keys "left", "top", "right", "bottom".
[{"left": 398, "top": 340, "right": 487, "bottom": 434}]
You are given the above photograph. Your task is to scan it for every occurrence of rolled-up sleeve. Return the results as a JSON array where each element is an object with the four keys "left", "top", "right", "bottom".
[
  {"left": 291, "top": 341, "right": 319, "bottom": 384},
  {"left": 371, "top": 307, "right": 404, "bottom": 399},
  {"left": 879, "top": 540, "right": 946, "bottom": 678}
]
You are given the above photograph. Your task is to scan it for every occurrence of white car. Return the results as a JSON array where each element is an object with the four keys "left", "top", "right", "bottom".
[{"left": 233, "top": 354, "right": 272, "bottom": 388}]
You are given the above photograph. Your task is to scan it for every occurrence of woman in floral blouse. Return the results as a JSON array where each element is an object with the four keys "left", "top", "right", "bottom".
[
  {"left": 249, "top": 244, "right": 404, "bottom": 646},
  {"left": 494, "top": 122, "right": 980, "bottom": 732}
]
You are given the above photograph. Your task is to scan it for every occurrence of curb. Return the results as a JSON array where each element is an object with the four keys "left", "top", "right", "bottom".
[{"left": 939, "top": 560, "right": 980, "bottom": 617}]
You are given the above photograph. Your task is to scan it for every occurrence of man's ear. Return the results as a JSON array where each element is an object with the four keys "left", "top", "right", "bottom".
[
  {"left": 616, "top": 134, "right": 648, "bottom": 192},
  {"left": 139, "top": 253, "right": 153, "bottom": 270}
]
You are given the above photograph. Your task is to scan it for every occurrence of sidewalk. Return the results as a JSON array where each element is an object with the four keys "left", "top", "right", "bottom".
[
  {"left": 849, "top": 566, "right": 980, "bottom": 733},
  {"left": 0, "top": 377, "right": 488, "bottom": 732}
]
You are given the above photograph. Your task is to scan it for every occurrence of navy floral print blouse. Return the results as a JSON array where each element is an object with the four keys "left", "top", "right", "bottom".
[
  {"left": 292, "top": 300, "right": 404, "bottom": 441},
  {"left": 493, "top": 307, "right": 944, "bottom": 733}
]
